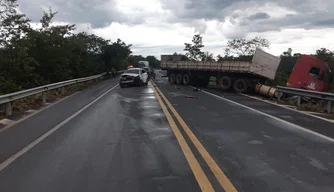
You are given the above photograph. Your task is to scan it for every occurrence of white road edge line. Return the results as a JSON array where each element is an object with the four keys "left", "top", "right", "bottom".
[
  {"left": 189, "top": 86, "right": 334, "bottom": 143},
  {"left": 239, "top": 93, "right": 334, "bottom": 124},
  {"left": 0, "top": 93, "right": 79, "bottom": 133},
  {"left": 0, "top": 84, "right": 119, "bottom": 171}
]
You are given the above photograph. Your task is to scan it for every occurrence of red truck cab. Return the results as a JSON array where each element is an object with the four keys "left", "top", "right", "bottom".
[{"left": 286, "top": 55, "right": 332, "bottom": 92}]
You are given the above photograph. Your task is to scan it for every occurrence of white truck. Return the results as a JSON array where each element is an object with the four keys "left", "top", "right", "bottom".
[
  {"left": 160, "top": 49, "right": 281, "bottom": 93},
  {"left": 138, "top": 61, "right": 149, "bottom": 68}
]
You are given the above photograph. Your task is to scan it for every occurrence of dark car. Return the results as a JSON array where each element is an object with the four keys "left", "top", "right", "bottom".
[{"left": 143, "top": 67, "right": 156, "bottom": 79}]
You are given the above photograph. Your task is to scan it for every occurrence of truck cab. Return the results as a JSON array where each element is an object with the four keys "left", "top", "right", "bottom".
[
  {"left": 286, "top": 55, "right": 333, "bottom": 92},
  {"left": 138, "top": 61, "right": 149, "bottom": 68}
]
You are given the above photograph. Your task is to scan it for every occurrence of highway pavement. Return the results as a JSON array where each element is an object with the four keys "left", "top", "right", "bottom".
[
  {"left": 154, "top": 71, "right": 334, "bottom": 192},
  {"left": 0, "top": 72, "right": 333, "bottom": 192}
]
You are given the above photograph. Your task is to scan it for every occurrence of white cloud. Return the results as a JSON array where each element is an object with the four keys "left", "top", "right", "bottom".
[
  {"left": 253, "top": 28, "right": 334, "bottom": 56},
  {"left": 19, "top": 0, "right": 334, "bottom": 59},
  {"left": 91, "top": 22, "right": 334, "bottom": 59}
]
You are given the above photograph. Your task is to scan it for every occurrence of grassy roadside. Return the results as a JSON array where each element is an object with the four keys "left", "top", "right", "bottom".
[
  {"left": 278, "top": 99, "right": 333, "bottom": 115},
  {"left": 0, "top": 80, "right": 101, "bottom": 119},
  {"left": 210, "top": 76, "right": 333, "bottom": 116}
]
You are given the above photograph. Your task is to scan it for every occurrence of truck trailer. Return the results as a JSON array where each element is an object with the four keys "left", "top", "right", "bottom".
[
  {"left": 161, "top": 49, "right": 281, "bottom": 93},
  {"left": 161, "top": 49, "right": 333, "bottom": 94}
]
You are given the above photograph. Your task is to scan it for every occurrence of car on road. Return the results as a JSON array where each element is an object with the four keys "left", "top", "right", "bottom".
[
  {"left": 143, "top": 67, "right": 156, "bottom": 79},
  {"left": 119, "top": 68, "right": 149, "bottom": 88}
]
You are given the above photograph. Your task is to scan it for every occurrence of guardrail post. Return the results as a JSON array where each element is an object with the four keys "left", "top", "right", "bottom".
[
  {"left": 42, "top": 92, "right": 46, "bottom": 105},
  {"left": 61, "top": 87, "right": 65, "bottom": 94},
  {"left": 277, "top": 92, "right": 282, "bottom": 101},
  {"left": 6, "top": 102, "right": 12, "bottom": 117},
  {"left": 326, "top": 101, "right": 332, "bottom": 113},
  {"left": 297, "top": 96, "right": 301, "bottom": 106}
]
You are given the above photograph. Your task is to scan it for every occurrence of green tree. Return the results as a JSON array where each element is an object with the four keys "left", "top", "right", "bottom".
[
  {"left": 281, "top": 48, "right": 292, "bottom": 57},
  {"left": 0, "top": 0, "right": 31, "bottom": 46},
  {"left": 201, "top": 51, "right": 215, "bottom": 61},
  {"left": 0, "top": 0, "right": 134, "bottom": 94},
  {"left": 217, "top": 54, "right": 224, "bottom": 61},
  {"left": 128, "top": 55, "right": 146, "bottom": 67},
  {"left": 0, "top": 0, "right": 36, "bottom": 93},
  {"left": 145, "top": 56, "right": 160, "bottom": 68},
  {"left": 315, "top": 48, "right": 334, "bottom": 63},
  {"left": 67, "top": 32, "right": 109, "bottom": 77},
  {"left": 101, "top": 39, "right": 132, "bottom": 72},
  {"left": 184, "top": 34, "right": 204, "bottom": 61},
  {"left": 315, "top": 48, "right": 334, "bottom": 91},
  {"left": 29, "top": 8, "right": 76, "bottom": 83},
  {"left": 172, "top": 52, "right": 189, "bottom": 61}
]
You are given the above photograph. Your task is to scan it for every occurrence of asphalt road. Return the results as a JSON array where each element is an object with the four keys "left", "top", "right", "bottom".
[
  {"left": 0, "top": 78, "right": 200, "bottom": 192},
  {"left": 154, "top": 70, "right": 334, "bottom": 192},
  {"left": 0, "top": 73, "right": 334, "bottom": 192}
]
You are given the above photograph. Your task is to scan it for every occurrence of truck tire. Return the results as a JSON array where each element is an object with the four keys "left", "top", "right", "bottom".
[
  {"left": 170, "top": 73, "right": 176, "bottom": 84},
  {"left": 176, "top": 74, "right": 183, "bottom": 84},
  {"left": 233, "top": 79, "right": 248, "bottom": 93},
  {"left": 182, "top": 74, "right": 191, "bottom": 85},
  {"left": 218, "top": 76, "right": 232, "bottom": 90}
]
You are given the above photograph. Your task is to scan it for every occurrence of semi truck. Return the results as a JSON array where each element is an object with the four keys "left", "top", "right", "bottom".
[
  {"left": 161, "top": 49, "right": 332, "bottom": 94},
  {"left": 138, "top": 61, "right": 149, "bottom": 68}
]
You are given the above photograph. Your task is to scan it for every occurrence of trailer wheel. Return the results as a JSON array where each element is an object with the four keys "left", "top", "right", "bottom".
[
  {"left": 182, "top": 74, "right": 191, "bottom": 85},
  {"left": 233, "top": 79, "right": 248, "bottom": 93},
  {"left": 170, "top": 73, "right": 176, "bottom": 84},
  {"left": 218, "top": 76, "right": 232, "bottom": 90},
  {"left": 176, "top": 74, "right": 183, "bottom": 84}
]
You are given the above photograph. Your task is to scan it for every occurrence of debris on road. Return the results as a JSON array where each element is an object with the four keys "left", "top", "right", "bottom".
[{"left": 185, "top": 94, "right": 194, "bottom": 98}]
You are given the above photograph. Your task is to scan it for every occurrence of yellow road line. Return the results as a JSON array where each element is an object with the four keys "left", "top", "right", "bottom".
[
  {"left": 152, "top": 81, "right": 238, "bottom": 192},
  {"left": 151, "top": 83, "right": 214, "bottom": 192}
]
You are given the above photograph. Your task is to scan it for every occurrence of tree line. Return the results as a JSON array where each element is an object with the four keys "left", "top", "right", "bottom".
[
  {"left": 0, "top": 0, "right": 160, "bottom": 95},
  {"left": 179, "top": 34, "right": 334, "bottom": 90}
]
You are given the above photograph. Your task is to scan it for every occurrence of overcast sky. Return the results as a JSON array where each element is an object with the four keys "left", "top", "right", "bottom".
[{"left": 18, "top": 0, "right": 334, "bottom": 59}]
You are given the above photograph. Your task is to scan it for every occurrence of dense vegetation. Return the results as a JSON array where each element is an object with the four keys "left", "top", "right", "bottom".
[{"left": 0, "top": 0, "right": 160, "bottom": 94}]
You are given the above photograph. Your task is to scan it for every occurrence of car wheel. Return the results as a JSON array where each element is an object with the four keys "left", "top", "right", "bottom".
[
  {"left": 120, "top": 83, "right": 125, "bottom": 88},
  {"left": 139, "top": 80, "right": 144, "bottom": 87}
]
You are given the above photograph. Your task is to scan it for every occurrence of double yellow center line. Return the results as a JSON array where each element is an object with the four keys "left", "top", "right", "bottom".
[{"left": 151, "top": 81, "right": 237, "bottom": 192}]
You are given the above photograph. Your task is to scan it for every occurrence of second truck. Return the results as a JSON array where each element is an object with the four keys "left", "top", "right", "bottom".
[{"left": 161, "top": 49, "right": 332, "bottom": 94}]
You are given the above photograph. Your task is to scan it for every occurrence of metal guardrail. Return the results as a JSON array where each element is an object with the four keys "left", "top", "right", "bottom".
[
  {"left": 0, "top": 70, "right": 125, "bottom": 117},
  {"left": 277, "top": 86, "right": 334, "bottom": 113}
]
